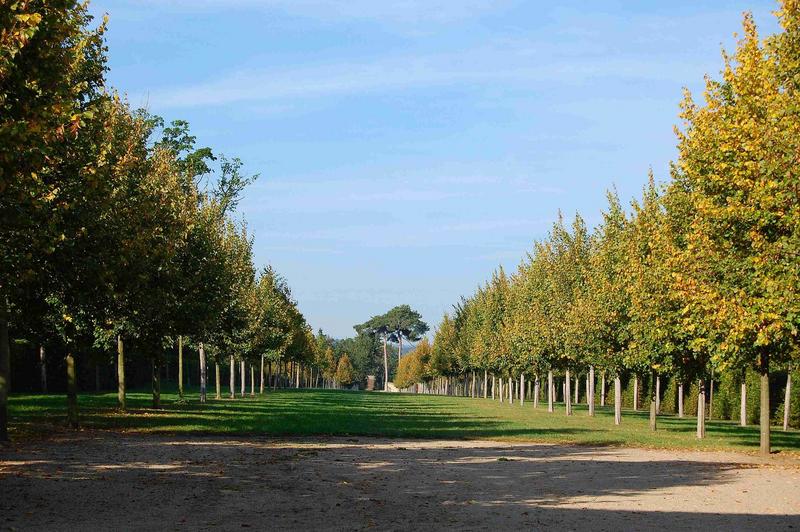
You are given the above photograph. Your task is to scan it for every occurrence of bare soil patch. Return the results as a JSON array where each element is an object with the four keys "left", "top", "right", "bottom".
[{"left": 2, "top": 432, "right": 799, "bottom": 531}]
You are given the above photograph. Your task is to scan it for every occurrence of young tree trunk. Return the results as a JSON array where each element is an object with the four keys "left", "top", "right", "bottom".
[
  {"left": 177, "top": 335, "right": 184, "bottom": 400},
  {"left": 229, "top": 355, "right": 235, "bottom": 398},
  {"left": 574, "top": 373, "right": 579, "bottom": 404},
  {"left": 483, "top": 370, "right": 488, "bottom": 399},
  {"left": 547, "top": 371, "right": 554, "bottom": 413},
  {"left": 382, "top": 336, "right": 389, "bottom": 391},
  {"left": 600, "top": 371, "right": 606, "bottom": 407},
  {"left": 268, "top": 362, "right": 273, "bottom": 391},
  {"left": 614, "top": 376, "right": 621, "bottom": 425},
  {"left": 40, "top": 346, "right": 47, "bottom": 393},
  {"left": 499, "top": 377, "right": 504, "bottom": 403},
  {"left": 250, "top": 365, "right": 255, "bottom": 397},
  {"left": 215, "top": 363, "right": 221, "bottom": 399},
  {"left": 678, "top": 382, "right": 684, "bottom": 418},
  {"left": 534, "top": 377, "right": 540, "bottom": 409},
  {"left": 759, "top": 352, "right": 770, "bottom": 455},
  {"left": 697, "top": 379, "right": 706, "bottom": 439},
  {"left": 565, "top": 370, "right": 572, "bottom": 416},
  {"left": 588, "top": 366, "right": 595, "bottom": 417},
  {"left": 260, "top": 354, "right": 265, "bottom": 394},
  {"left": 117, "top": 335, "right": 126, "bottom": 410},
  {"left": 655, "top": 375, "right": 661, "bottom": 414},
  {"left": 66, "top": 352, "right": 78, "bottom": 428},
  {"left": 152, "top": 359, "right": 161, "bottom": 409},
  {"left": 708, "top": 375, "right": 714, "bottom": 420},
  {"left": 783, "top": 371, "right": 791, "bottom": 432},
  {"left": 508, "top": 376, "right": 513, "bottom": 405},
  {"left": 633, "top": 375, "right": 639, "bottom": 411},
  {"left": 740, "top": 369, "right": 747, "bottom": 427},
  {"left": 0, "top": 300, "right": 9, "bottom": 441},
  {"left": 519, "top": 373, "right": 525, "bottom": 405},
  {"left": 491, "top": 375, "right": 495, "bottom": 399},
  {"left": 240, "top": 359, "right": 246, "bottom": 397},
  {"left": 649, "top": 371, "right": 656, "bottom": 431},
  {"left": 199, "top": 343, "right": 207, "bottom": 403}
]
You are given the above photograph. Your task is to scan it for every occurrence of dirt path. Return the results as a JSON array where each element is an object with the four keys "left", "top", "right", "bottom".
[{"left": 2, "top": 433, "right": 799, "bottom": 531}]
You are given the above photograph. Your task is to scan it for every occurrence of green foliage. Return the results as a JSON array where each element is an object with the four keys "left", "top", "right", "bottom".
[{"left": 335, "top": 354, "right": 356, "bottom": 387}]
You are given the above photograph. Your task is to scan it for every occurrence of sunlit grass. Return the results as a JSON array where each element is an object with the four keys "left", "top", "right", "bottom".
[{"left": 8, "top": 388, "right": 800, "bottom": 453}]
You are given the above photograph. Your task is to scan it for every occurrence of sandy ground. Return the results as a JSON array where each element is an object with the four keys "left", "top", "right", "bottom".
[{"left": 2, "top": 433, "right": 800, "bottom": 531}]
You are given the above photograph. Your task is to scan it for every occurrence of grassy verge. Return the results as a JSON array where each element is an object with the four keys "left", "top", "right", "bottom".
[{"left": 8, "top": 388, "right": 800, "bottom": 453}]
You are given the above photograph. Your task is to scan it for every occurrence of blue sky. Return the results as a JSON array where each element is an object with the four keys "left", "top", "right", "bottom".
[{"left": 91, "top": 0, "right": 779, "bottom": 338}]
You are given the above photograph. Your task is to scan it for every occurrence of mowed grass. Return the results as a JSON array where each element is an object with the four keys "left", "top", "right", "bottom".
[{"left": 8, "top": 388, "right": 800, "bottom": 453}]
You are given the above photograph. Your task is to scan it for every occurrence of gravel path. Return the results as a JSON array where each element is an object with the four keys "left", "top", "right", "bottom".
[{"left": 2, "top": 432, "right": 799, "bottom": 531}]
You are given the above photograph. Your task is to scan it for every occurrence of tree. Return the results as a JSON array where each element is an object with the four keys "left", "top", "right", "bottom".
[
  {"left": 335, "top": 354, "right": 356, "bottom": 387},
  {"left": 384, "top": 305, "right": 429, "bottom": 362},
  {"left": 671, "top": 5, "right": 800, "bottom": 453}
]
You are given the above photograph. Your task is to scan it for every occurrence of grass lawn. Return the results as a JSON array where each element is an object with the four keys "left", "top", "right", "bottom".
[{"left": 8, "top": 388, "right": 800, "bottom": 453}]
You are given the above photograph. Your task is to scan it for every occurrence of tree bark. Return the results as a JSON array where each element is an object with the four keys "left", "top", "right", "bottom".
[
  {"left": 215, "top": 363, "right": 221, "bottom": 400},
  {"left": 574, "top": 373, "right": 579, "bottom": 404},
  {"left": 759, "top": 352, "right": 770, "bottom": 455},
  {"left": 519, "top": 373, "right": 524, "bottom": 405},
  {"left": 600, "top": 371, "right": 606, "bottom": 407},
  {"left": 678, "top": 382, "right": 684, "bottom": 418},
  {"left": 229, "top": 355, "right": 235, "bottom": 398},
  {"left": 471, "top": 371, "right": 476, "bottom": 398},
  {"left": 697, "top": 379, "right": 706, "bottom": 439},
  {"left": 649, "top": 370, "right": 656, "bottom": 431},
  {"left": 66, "top": 352, "right": 78, "bottom": 428},
  {"left": 240, "top": 359, "right": 246, "bottom": 397},
  {"left": 152, "top": 359, "right": 161, "bottom": 409},
  {"left": 250, "top": 364, "right": 255, "bottom": 397},
  {"left": 655, "top": 375, "right": 661, "bottom": 414},
  {"left": 534, "top": 376, "right": 540, "bottom": 409},
  {"left": 117, "top": 335, "right": 126, "bottom": 410},
  {"left": 565, "top": 369, "right": 572, "bottom": 416},
  {"left": 260, "top": 354, "right": 265, "bottom": 394},
  {"left": 0, "top": 300, "right": 8, "bottom": 441},
  {"left": 633, "top": 375, "right": 639, "bottom": 411},
  {"left": 740, "top": 369, "right": 747, "bottom": 427},
  {"left": 483, "top": 370, "right": 488, "bottom": 399},
  {"left": 547, "top": 370, "right": 554, "bottom": 413},
  {"left": 499, "top": 377, "right": 504, "bottom": 403},
  {"left": 508, "top": 376, "right": 513, "bottom": 405},
  {"left": 588, "top": 366, "right": 595, "bottom": 417},
  {"left": 40, "top": 346, "right": 47, "bottom": 393},
  {"left": 783, "top": 371, "right": 791, "bottom": 432},
  {"left": 614, "top": 376, "right": 621, "bottom": 425},
  {"left": 382, "top": 336, "right": 389, "bottom": 391},
  {"left": 177, "top": 335, "right": 184, "bottom": 400},
  {"left": 491, "top": 375, "right": 495, "bottom": 399},
  {"left": 199, "top": 343, "right": 207, "bottom": 403}
]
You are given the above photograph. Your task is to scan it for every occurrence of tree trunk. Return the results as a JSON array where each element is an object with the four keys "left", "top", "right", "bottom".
[
  {"left": 655, "top": 375, "right": 661, "bottom": 414},
  {"left": 260, "top": 354, "right": 265, "bottom": 394},
  {"left": 268, "top": 362, "right": 273, "bottom": 390},
  {"left": 199, "top": 343, "right": 207, "bottom": 403},
  {"left": 398, "top": 335, "right": 403, "bottom": 364},
  {"left": 708, "top": 375, "right": 714, "bottom": 420},
  {"left": 614, "top": 376, "right": 621, "bottom": 425},
  {"left": 66, "top": 352, "right": 78, "bottom": 428},
  {"left": 491, "top": 375, "right": 495, "bottom": 399},
  {"left": 229, "top": 355, "right": 235, "bottom": 398},
  {"left": 519, "top": 373, "right": 525, "bottom": 405},
  {"left": 40, "top": 345, "right": 47, "bottom": 393},
  {"left": 215, "top": 363, "right": 221, "bottom": 399},
  {"left": 759, "top": 352, "right": 770, "bottom": 455},
  {"left": 534, "top": 377, "right": 540, "bottom": 409},
  {"left": 483, "top": 370, "right": 488, "bottom": 399},
  {"left": 0, "top": 300, "right": 8, "bottom": 441},
  {"left": 740, "top": 369, "right": 746, "bottom": 427},
  {"left": 633, "top": 375, "right": 639, "bottom": 411},
  {"left": 499, "top": 377, "right": 504, "bottom": 403},
  {"left": 250, "top": 364, "right": 255, "bottom": 397},
  {"left": 117, "top": 335, "right": 126, "bottom": 410},
  {"left": 574, "top": 373, "right": 579, "bottom": 404},
  {"left": 508, "top": 376, "right": 513, "bottom": 405},
  {"left": 565, "top": 370, "right": 572, "bottom": 416},
  {"left": 678, "top": 382, "right": 684, "bottom": 418},
  {"left": 177, "top": 335, "right": 184, "bottom": 400},
  {"left": 588, "top": 366, "right": 595, "bottom": 417},
  {"left": 649, "top": 371, "right": 656, "bottom": 431},
  {"left": 783, "top": 371, "right": 791, "bottom": 432},
  {"left": 382, "top": 336, "right": 389, "bottom": 391},
  {"left": 240, "top": 359, "right": 246, "bottom": 397},
  {"left": 600, "top": 371, "right": 606, "bottom": 407},
  {"left": 152, "top": 359, "right": 161, "bottom": 409},
  {"left": 471, "top": 371, "right": 476, "bottom": 398},
  {"left": 547, "top": 371, "right": 554, "bottom": 413},
  {"left": 697, "top": 379, "right": 706, "bottom": 439}
]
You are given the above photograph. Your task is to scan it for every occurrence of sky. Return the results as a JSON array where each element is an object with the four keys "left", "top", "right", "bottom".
[{"left": 90, "top": 0, "right": 780, "bottom": 339}]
